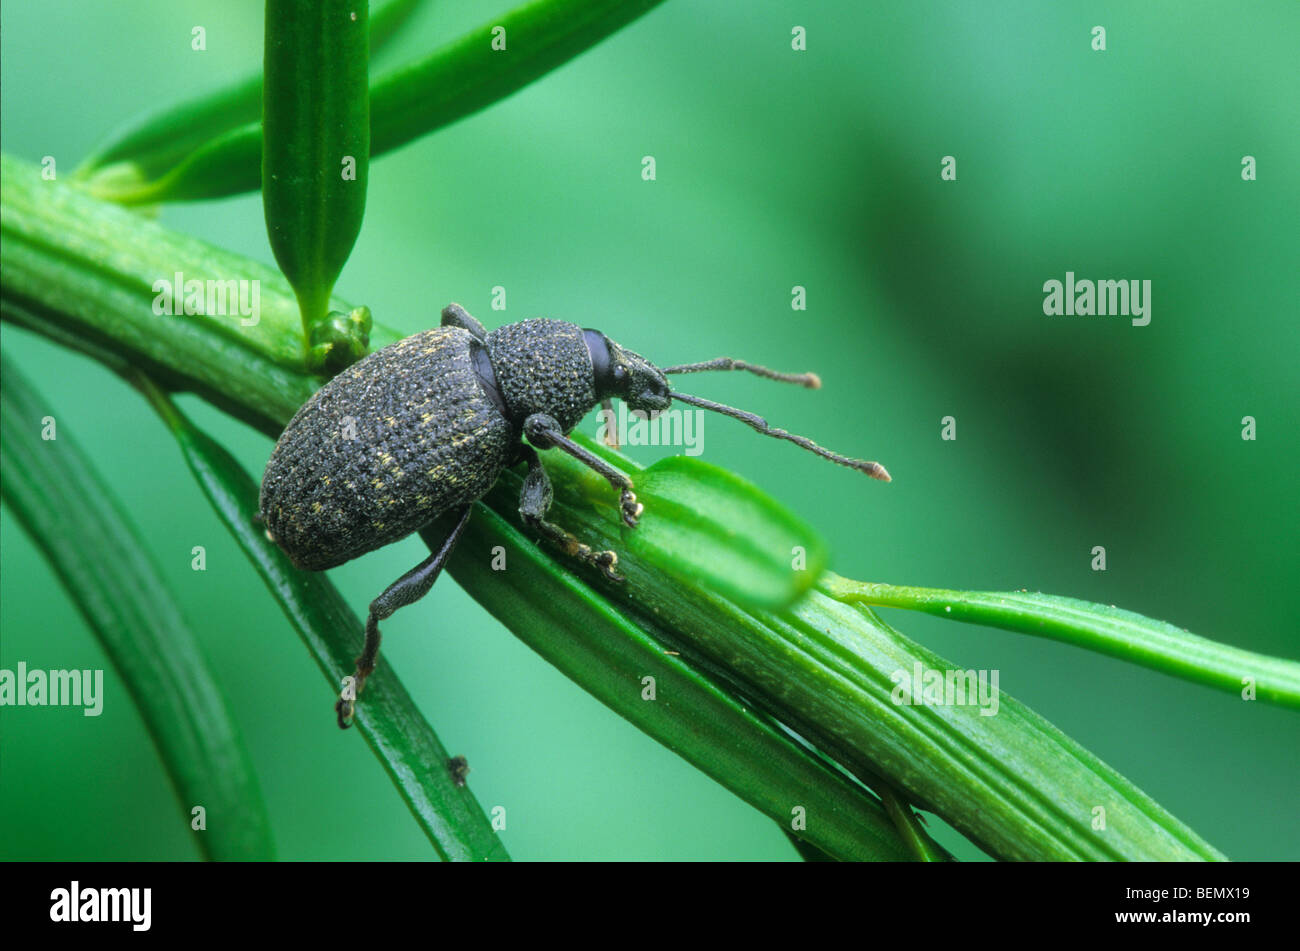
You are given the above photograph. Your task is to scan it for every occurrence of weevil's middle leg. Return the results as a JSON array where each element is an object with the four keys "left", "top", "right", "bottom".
[
  {"left": 524, "top": 412, "right": 643, "bottom": 528},
  {"left": 336, "top": 503, "right": 473, "bottom": 729},
  {"left": 518, "top": 445, "right": 623, "bottom": 582}
]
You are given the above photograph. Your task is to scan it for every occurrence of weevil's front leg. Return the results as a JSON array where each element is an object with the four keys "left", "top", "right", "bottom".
[
  {"left": 518, "top": 445, "right": 623, "bottom": 582},
  {"left": 336, "top": 504, "right": 473, "bottom": 729},
  {"left": 523, "top": 413, "right": 643, "bottom": 528}
]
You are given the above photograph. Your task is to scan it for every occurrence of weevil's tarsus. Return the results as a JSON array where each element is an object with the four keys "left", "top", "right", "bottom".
[
  {"left": 447, "top": 755, "right": 471, "bottom": 787},
  {"left": 524, "top": 412, "right": 642, "bottom": 528},
  {"left": 518, "top": 444, "right": 624, "bottom": 582},
  {"left": 663, "top": 358, "right": 821, "bottom": 389},
  {"left": 337, "top": 504, "right": 474, "bottom": 729},
  {"left": 671, "top": 391, "right": 892, "bottom": 482},
  {"left": 336, "top": 676, "right": 359, "bottom": 729}
]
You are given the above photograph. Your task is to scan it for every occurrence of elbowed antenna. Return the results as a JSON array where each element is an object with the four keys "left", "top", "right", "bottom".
[
  {"left": 669, "top": 389, "right": 892, "bottom": 482},
  {"left": 662, "top": 357, "right": 821, "bottom": 389}
]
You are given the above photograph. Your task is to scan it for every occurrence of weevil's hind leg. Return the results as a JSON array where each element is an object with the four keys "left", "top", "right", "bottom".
[
  {"left": 336, "top": 504, "right": 474, "bottom": 729},
  {"left": 440, "top": 302, "right": 488, "bottom": 342},
  {"left": 518, "top": 445, "right": 623, "bottom": 583},
  {"left": 524, "top": 412, "right": 643, "bottom": 529}
]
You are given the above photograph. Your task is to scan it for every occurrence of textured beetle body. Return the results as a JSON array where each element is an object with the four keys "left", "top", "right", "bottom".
[
  {"left": 487, "top": 318, "right": 597, "bottom": 432},
  {"left": 259, "top": 317, "right": 610, "bottom": 572},
  {"left": 259, "top": 304, "right": 889, "bottom": 728},
  {"left": 260, "top": 326, "right": 516, "bottom": 570}
]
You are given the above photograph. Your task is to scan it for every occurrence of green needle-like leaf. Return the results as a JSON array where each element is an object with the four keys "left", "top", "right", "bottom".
[
  {"left": 86, "top": 0, "right": 669, "bottom": 205},
  {"left": 876, "top": 782, "right": 950, "bottom": 862},
  {"left": 624, "top": 456, "right": 829, "bottom": 610},
  {"left": 366, "top": 0, "right": 668, "bottom": 157},
  {"left": 140, "top": 380, "right": 510, "bottom": 862},
  {"left": 0, "top": 357, "right": 275, "bottom": 861},
  {"left": 826, "top": 579, "right": 1300, "bottom": 710},
  {"left": 263, "top": 0, "right": 370, "bottom": 340},
  {"left": 75, "top": 0, "right": 423, "bottom": 194},
  {"left": 1, "top": 153, "right": 348, "bottom": 435}
]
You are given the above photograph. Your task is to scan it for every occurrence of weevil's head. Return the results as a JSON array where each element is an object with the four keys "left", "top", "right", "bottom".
[{"left": 584, "top": 330, "right": 671, "bottom": 413}]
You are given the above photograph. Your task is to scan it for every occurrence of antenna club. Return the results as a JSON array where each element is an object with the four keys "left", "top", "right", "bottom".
[{"left": 804, "top": 373, "right": 822, "bottom": 390}]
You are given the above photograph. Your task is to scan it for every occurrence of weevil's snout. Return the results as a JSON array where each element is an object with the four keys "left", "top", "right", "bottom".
[
  {"left": 585, "top": 331, "right": 672, "bottom": 412},
  {"left": 630, "top": 366, "right": 671, "bottom": 412},
  {"left": 617, "top": 358, "right": 670, "bottom": 413}
]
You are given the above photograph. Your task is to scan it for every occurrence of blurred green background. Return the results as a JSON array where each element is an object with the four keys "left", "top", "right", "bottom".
[{"left": 2, "top": 0, "right": 1296, "bottom": 861}]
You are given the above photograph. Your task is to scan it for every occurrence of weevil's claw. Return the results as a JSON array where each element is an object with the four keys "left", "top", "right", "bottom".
[
  {"left": 620, "top": 489, "right": 642, "bottom": 529},
  {"left": 593, "top": 548, "right": 624, "bottom": 583},
  {"left": 335, "top": 697, "right": 354, "bottom": 729},
  {"left": 447, "top": 755, "right": 471, "bottom": 787},
  {"left": 574, "top": 543, "right": 624, "bottom": 582}
]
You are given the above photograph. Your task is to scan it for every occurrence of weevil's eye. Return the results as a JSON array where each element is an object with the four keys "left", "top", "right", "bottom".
[{"left": 613, "top": 364, "right": 628, "bottom": 383}]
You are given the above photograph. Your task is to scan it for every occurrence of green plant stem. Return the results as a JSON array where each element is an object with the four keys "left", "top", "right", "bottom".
[
  {"left": 0, "top": 357, "right": 275, "bottom": 861},
  {"left": 425, "top": 512, "right": 917, "bottom": 861},
  {"left": 480, "top": 451, "right": 1227, "bottom": 861},
  {"left": 2, "top": 155, "right": 1247, "bottom": 860},
  {"left": 3, "top": 154, "right": 919, "bottom": 862},
  {"left": 826, "top": 578, "right": 1300, "bottom": 710},
  {"left": 1, "top": 153, "right": 364, "bottom": 434}
]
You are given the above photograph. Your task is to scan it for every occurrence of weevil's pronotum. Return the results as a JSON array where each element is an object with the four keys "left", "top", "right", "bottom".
[{"left": 258, "top": 304, "right": 890, "bottom": 727}]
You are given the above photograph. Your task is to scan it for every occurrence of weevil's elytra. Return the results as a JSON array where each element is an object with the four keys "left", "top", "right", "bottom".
[
  {"left": 260, "top": 327, "right": 513, "bottom": 570},
  {"left": 258, "top": 303, "right": 890, "bottom": 728}
]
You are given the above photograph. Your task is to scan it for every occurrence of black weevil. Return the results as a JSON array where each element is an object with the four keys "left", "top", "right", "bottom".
[{"left": 258, "top": 303, "right": 890, "bottom": 727}]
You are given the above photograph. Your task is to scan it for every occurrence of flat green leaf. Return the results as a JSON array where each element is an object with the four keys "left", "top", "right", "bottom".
[
  {"left": 826, "top": 579, "right": 1300, "bottom": 709},
  {"left": 142, "top": 380, "right": 510, "bottom": 862},
  {"left": 263, "top": 0, "right": 370, "bottom": 342},
  {"left": 623, "top": 455, "right": 829, "bottom": 610},
  {"left": 0, "top": 152, "right": 367, "bottom": 437},
  {"left": 0, "top": 356, "right": 274, "bottom": 861}
]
